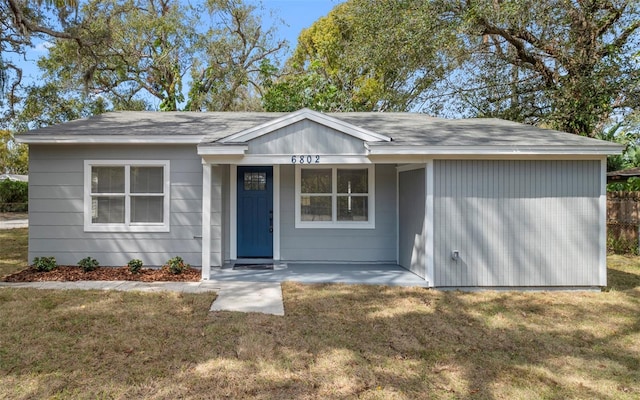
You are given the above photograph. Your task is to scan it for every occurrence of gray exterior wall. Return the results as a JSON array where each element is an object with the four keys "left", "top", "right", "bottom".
[
  {"left": 28, "top": 144, "right": 203, "bottom": 266},
  {"left": 279, "top": 164, "right": 397, "bottom": 262},
  {"left": 398, "top": 168, "right": 426, "bottom": 279},
  {"left": 433, "top": 160, "right": 602, "bottom": 287},
  {"left": 247, "top": 120, "right": 366, "bottom": 155}
]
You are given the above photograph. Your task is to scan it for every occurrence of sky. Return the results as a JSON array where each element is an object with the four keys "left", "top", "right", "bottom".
[{"left": 256, "top": 0, "right": 342, "bottom": 52}]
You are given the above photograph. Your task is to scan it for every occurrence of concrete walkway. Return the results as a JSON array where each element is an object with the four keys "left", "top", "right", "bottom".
[
  {"left": 0, "top": 219, "right": 28, "bottom": 229},
  {"left": 0, "top": 280, "right": 285, "bottom": 316},
  {"left": 0, "top": 264, "right": 426, "bottom": 316}
]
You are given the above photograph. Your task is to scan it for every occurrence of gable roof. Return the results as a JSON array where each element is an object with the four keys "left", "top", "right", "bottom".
[
  {"left": 218, "top": 108, "right": 391, "bottom": 143},
  {"left": 15, "top": 109, "right": 622, "bottom": 155}
]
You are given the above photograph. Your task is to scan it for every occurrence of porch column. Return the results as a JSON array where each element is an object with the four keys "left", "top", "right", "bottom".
[
  {"left": 201, "top": 162, "right": 211, "bottom": 280},
  {"left": 202, "top": 163, "right": 224, "bottom": 281},
  {"left": 211, "top": 165, "right": 223, "bottom": 267}
]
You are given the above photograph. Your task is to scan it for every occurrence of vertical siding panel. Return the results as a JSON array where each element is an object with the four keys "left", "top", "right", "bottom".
[
  {"left": 433, "top": 159, "right": 601, "bottom": 287},
  {"left": 398, "top": 168, "right": 426, "bottom": 278}
]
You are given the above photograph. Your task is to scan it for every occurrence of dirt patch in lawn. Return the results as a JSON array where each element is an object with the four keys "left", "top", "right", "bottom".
[
  {"left": 2, "top": 265, "right": 200, "bottom": 282},
  {"left": 0, "top": 212, "right": 28, "bottom": 221}
]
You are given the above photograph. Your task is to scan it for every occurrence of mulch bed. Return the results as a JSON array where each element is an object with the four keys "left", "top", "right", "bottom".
[{"left": 2, "top": 266, "right": 201, "bottom": 282}]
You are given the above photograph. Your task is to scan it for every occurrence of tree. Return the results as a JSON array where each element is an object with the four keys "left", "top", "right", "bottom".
[
  {"left": 264, "top": 1, "right": 450, "bottom": 112},
  {"left": 274, "top": 0, "right": 639, "bottom": 138},
  {"left": 0, "top": 128, "right": 27, "bottom": 173},
  {"left": 435, "top": 0, "right": 640, "bottom": 137},
  {"left": 11, "top": 82, "right": 107, "bottom": 131},
  {"left": 185, "top": 0, "right": 286, "bottom": 111},
  {"left": 1, "top": 0, "right": 85, "bottom": 115},
  {"left": 36, "top": 0, "right": 285, "bottom": 112}
]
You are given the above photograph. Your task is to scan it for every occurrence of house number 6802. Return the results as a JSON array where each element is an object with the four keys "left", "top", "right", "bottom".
[{"left": 291, "top": 155, "right": 320, "bottom": 164}]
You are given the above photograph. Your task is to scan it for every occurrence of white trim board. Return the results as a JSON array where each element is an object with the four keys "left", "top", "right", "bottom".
[
  {"left": 294, "top": 164, "right": 376, "bottom": 229},
  {"left": 19, "top": 135, "right": 203, "bottom": 144},
  {"left": 83, "top": 160, "right": 170, "bottom": 233},
  {"left": 201, "top": 163, "right": 211, "bottom": 280}
]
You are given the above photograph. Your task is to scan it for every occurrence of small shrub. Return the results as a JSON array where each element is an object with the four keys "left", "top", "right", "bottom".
[
  {"left": 607, "top": 234, "right": 639, "bottom": 255},
  {"left": 33, "top": 256, "right": 57, "bottom": 272},
  {"left": 0, "top": 179, "right": 28, "bottom": 212},
  {"left": 164, "top": 256, "right": 189, "bottom": 275},
  {"left": 78, "top": 256, "right": 99, "bottom": 272},
  {"left": 127, "top": 259, "right": 144, "bottom": 274}
]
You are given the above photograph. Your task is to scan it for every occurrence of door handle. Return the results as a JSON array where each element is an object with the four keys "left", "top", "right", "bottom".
[{"left": 269, "top": 210, "right": 273, "bottom": 233}]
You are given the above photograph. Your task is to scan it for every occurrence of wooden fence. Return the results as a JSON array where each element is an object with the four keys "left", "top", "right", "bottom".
[{"left": 607, "top": 191, "right": 640, "bottom": 253}]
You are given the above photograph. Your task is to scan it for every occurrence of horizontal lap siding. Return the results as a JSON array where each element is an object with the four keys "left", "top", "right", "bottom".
[
  {"left": 434, "top": 160, "right": 601, "bottom": 287},
  {"left": 280, "top": 164, "right": 396, "bottom": 262},
  {"left": 28, "top": 144, "right": 203, "bottom": 267}
]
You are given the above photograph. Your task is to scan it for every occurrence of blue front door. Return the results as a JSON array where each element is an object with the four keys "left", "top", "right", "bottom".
[{"left": 237, "top": 166, "right": 273, "bottom": 258}]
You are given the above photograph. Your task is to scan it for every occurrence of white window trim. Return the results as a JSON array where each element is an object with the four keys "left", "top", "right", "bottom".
[
  {"left": 295, "top": 164, "right": 375, "bottom": 229},
  {"left": 84, "top": 160, "right": 170, "bottom": 232}
]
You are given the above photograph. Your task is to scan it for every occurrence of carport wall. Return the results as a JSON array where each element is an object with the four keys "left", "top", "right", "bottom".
[{"left": 395, "top": 158, "right": 606, "bottom": 288}]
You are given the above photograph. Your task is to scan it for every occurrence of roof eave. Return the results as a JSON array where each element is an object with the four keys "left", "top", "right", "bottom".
[
  {"left": 365, "top": 144, "right": 623, "bottom": 156},
  {"left": 15, "top": 135, "right": 204, "bottom": 144}
]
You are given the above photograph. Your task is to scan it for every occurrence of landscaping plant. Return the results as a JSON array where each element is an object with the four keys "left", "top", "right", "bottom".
[
  {"left": 127, "top": 259, "right": 143, "bottom": 274},
  {"left": 78, "top": 256, "right": 99, "bottom": 272},
  {"left": 164, "top": 256, "right": 189, "bottom": 275},
  {"left": 32, "top": 256, "right": 57, "bottom": 272}
]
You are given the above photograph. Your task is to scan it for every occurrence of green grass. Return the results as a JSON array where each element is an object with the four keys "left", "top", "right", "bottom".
[
  {"left": 0, "top": 227, "right": 28, "bottom": 278},
  {"left": 1, "top": 228, "right": 640, "bottom": 398}
]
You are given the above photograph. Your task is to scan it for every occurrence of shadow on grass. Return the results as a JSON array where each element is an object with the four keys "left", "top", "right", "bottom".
[
  {"left": 1, "top": 284, "right": 639, "bottom": 399},
  {"left": 608, "top": 268, "right": 640, "bottom": 291}
]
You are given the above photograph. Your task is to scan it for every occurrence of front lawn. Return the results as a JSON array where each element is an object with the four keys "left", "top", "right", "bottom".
[
  {"left": 1, "top": 229, "right": 639, "bottom": 398},
  {"left": 0, "top": 227, "right": 28, "bottom": 278}
]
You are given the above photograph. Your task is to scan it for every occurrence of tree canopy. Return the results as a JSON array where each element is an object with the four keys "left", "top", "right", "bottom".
[
  {"left": 1, "top": 0, "right": 286, "bottom": 122},
  {"left": 266, "top": 0, "right": 640, "bottom": 139}
]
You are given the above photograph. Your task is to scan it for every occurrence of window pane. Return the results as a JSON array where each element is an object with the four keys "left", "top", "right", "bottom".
[
  {"left": 244, "top": 172, "right": 266, "bottom": 191},
  {"left": 337, "top": 196, "right": 368, "bottom": 221},
  {"left": 92, "top": 196, "right": 125, "bottom": 223},
  {"left": 131, "top": 167, "right": 163, "bottom": 193},
  {"left": 301, "top": 169, "right": 331, "bottom": 193},
  {"left": 301, "top": 196, "right": 332, "bottom": 221},
  {"left": 131, "top": 196, "right": 164, "bottom": 223},
  {"left": 92, "top": 167, "right": 124, "bottom": 193},
  {"left": 337, "top": 169, "right": 368, "bottom": 194}
]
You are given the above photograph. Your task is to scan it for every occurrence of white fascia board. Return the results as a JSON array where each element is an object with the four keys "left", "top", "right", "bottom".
[
  {"left": 197, "top": 144, "right": 248, "bottom": 155},
  {"left": 366, "top": 144, "right": 624, "bottom": 156},
  {"left": 218, "top": 108, "right": 391, "bottom": 143},
  {"left": 15, "top": 135, "right": 204, "bottom": 144},
  {"left": 229, "top": 154, "right": 373, "bottom": 165}
]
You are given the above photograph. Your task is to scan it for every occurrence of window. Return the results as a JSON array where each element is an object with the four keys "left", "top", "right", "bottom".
[
  {"left": 84, "top": 160, "right": 170, "bottom": 232},
  {"left": 295, "top": 165, "right": 375, "bottom": 229},
  {"left": 243, "top": 172, "right": 267, "bottom": 191}
]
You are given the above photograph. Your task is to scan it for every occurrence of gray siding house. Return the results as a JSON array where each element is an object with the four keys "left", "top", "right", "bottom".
[{"left": 18, "top": 108, "right": 622, "bottom": 288}]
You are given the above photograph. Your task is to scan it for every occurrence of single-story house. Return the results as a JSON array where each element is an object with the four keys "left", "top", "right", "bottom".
[{"left": 17, "top": 108, "right": 622, "bottom": 288}]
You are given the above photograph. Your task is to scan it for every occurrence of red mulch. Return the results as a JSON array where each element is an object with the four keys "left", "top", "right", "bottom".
[{"left": 2, "top": 266, "right": 201, "bottom": 282}]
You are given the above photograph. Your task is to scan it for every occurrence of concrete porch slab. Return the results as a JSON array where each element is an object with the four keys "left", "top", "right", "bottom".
[{"left": 208, "top": 263, "right": 430, "bottom": 287}]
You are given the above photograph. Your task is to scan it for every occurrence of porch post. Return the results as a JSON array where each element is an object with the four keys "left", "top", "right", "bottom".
[
  {"left": 201, "top": 162, "right": 211, "bottom": 280},
  {"left": 425, "top": 161, "right": 435, "bottom": 287}
]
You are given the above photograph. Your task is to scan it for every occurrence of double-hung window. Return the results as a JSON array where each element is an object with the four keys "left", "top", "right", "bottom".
[
  {"left": 295, "top": 165, "right": 375, "bottom": 229},
  {"left": 84, "top": 160, "right": 170, "bottom": 232}
]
